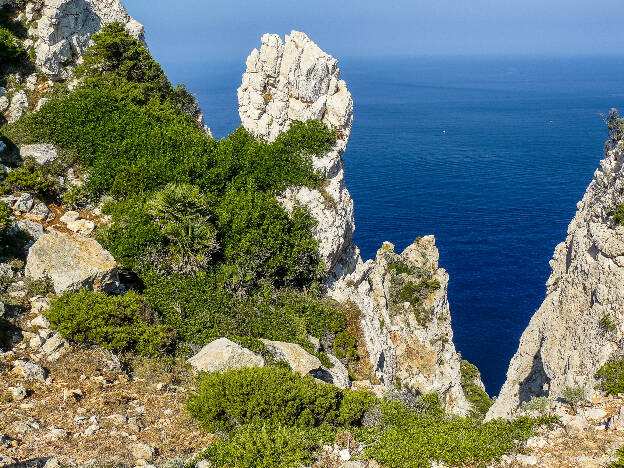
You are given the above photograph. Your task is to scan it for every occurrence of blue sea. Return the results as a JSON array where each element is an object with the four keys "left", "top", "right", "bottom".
[{"left": 161, "top": 56, "right": 624, "bottom": 395}]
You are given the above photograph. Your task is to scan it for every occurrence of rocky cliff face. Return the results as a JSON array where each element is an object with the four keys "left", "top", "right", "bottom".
[
  {"left": 238, "top": 31, "right": 354, "bottom": 272},
  {"left": 328, "top": 237, "right": 472, "bottom": 414},
  {"left": 238, "top": 31, "right": 474, "bottom": 414},
  {"left": 487, "top": 137, "right": 624, "bottom": 420},
  {"left": 27, "top": 0, "right": 144, "bottom": 80}
]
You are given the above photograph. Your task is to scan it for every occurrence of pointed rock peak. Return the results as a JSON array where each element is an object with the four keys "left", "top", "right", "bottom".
[{"left": 238, "top": 31, "right": 353, "bottom": 152}]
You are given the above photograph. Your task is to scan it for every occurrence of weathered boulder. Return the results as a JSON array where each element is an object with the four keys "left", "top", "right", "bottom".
[
  {"left": 13, "top": 359, "right": 48, "bottom": 381},
  {"left": 487, "top": 136, "right": 624, "bottom": 420},
  {"left": 14, "top": 193, "right": 34, "bottom": 212},
  {"left": 20, "top": 143, "right": 59, "bottom": 166},
  {"left": 238, "top": 31, "right": 354, "bottom": 272},
  {"left": 31, "top": 0, "right": 145, "bottom": 80},
  {"left": 28, "top": 202, "right": 53, "bottom": 221},
  {"left": 325, "top": 353, "right": 351, "bottom": 389},
  {"left": 186, "top": 338, "right": 265, "bottom": 373},
  {"left": 17, "top": 219, "right": 45, "bottom": 240},
  {"left": 7, "top": 90, "right": 29, "bottom": 123},
  {"left": 25, "top": 229, "right": 119, "bottom": 294},
  {"left": 260, "top": 339, "right": 323, "bottom": 376},
  {"left": 0, "top": 96, "right": 8, "bottom": 113}
]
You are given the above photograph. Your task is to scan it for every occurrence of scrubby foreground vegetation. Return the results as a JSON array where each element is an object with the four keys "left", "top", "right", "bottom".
[
  {"left": 185, "top": 367, "right": 555, "bottom": 468},
  {"left": 0, "top": 20, "right": 566, "bottom": 467},
  {"left": 2, "top": 23, "right": 351, "bottom": 363}
]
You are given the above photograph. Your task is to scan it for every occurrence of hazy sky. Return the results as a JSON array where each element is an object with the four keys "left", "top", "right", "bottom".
[{"left": 123, "top": 0, "right": 623, "bottom": 64}]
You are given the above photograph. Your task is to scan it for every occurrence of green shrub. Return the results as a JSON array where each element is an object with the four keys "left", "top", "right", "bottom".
[
  {"left": 0, "top": 27, "right": 20, "bottom": 59},
  {"left": 613, "top": 203, "right": 624, "bottom": 226},
  {"left": 355, "top": 401, "right": 556, "bottom": 468},
  {"left": 0, "top": 165, "right": 55, "bottom": 196},
  {"left": 598, "top": 359, "right": 624, "bottom": 395},
  {"left": 391, "top": 277, "right": 440, "bottom": 325},
  {"left": 143, "top": 271, "right": 347, "bottom": 348},
  {"left": 45, "top": 290, "right": 175, "bottom": 356},
  {"left": 519, "top": 396, "right": 550, "bottom": 416},
  {"left": 0, "top": 202, "right": 11, "bottom": 233},
  {"left": 187, "top": 367, "right": 375, "bottom": 432},
  {"left": 601, "top": 314, "right": 618, "bottom": 333},
  {"left": 609, "top": 446, "right": 624, "bottom": 468},
  {"left": 387, "top": 261, "right": 416, "bottom": 275},
  {"left": 395, "top": 278, "right": 440, "bottom": 308},
  {"left": 561, "top": 385, "right": 585, "bottom": 413},
  {"left": 195, "top": 423, "right": 333, "bottom": 468},
  {"left": 75, "top": 23, "right": 173, "bottom": 105},
  {"left": 459, "top": 359, "right": 493, "bottom": 418}
]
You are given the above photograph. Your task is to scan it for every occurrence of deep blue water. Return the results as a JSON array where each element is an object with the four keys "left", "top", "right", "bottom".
[{"left": 161, "top": 56, "right": 624, "bottom": 395}]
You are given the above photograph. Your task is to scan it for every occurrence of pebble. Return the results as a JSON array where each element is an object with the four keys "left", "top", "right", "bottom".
[
  {"left": 131, "top": 442, "right": 155, "bottom": 461},
  {"left": 9, "top": 386, "right": 28, "bottom": 401},
  {"left": 43, "top": 458, "right": 61, "bottom": 468},
  {"left": 106, "top": 414, "right": 127, "bottom": 425},
  {"left": 29, "top": 314, "right": 50, "bottom": 329},
  {"left": 63, "top": 388, "right": 83, "bottom": 401}
]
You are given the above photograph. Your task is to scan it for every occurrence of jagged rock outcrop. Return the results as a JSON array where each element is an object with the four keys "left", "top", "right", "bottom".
[
  {"left": 26, "top": 0, "right": 144, "bottom": 80},
  {"left": 25, "top": 229, "right": 119, "bottom": 293},
  {"left": 328, "top": 237, "right": 471, "bottom": 414},
  {"left": 238, "top": 31, "right": 354, "bottom": 272},
  {"left": 487, "top": 139, "right": 624, "bottom": 420},
  {"left": 238, "top": 32, "right": 475, "bottom": 414}
]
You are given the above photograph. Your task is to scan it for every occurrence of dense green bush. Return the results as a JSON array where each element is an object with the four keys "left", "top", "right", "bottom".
[
  {"left": 0, "top": 202, "right": 11, "bottom": 233},
  {"left": 354, "top": 400, "right": 556, "bottom": 468},
  {"left": 609, "top": 446, "right": 624, "bottom": 468},
  {"left": 189, "top": 367, "right": 555, "bottom": 468},
  {"left": 1, "top": 22, "right": 346, "bottom": 360},
  {"left": 598, "top": 359, "right": 624, "bottom": 395},
  {"left": 75, "top": 23, "right": 173, "bottom": 105},
  {"left": 613, "top": 203, "right": 624, "bottom": 227},
  {"left": 460, "top": 359, "right": 493, "bottom": 418},
  {"left": 45, "top": 290, "right": 176, "bottom": 356},
  {"left": 0, "top": 165, "right": 55, "bottom": 196},
  {"left": 195, "top": 423, "right": 334, "bottom": 468},
  {"left": 143, "top": 271, "right": 350, "bottom": 348},
  {"left": 0, "top": 27, "right": 20, "bottom": 59},
  {"left": 187, "top": 367, "right": 375, "bottom": 432}
]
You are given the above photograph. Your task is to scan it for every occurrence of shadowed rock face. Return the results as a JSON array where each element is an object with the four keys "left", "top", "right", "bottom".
[
  {"left": 487, "top": 139, "right": 624, "bottom": 420},
  {"left": 238, "top": 31, "right": 476, "bottom": 415}
]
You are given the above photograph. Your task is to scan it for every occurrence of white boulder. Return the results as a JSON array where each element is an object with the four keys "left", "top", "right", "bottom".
[
  {"left": 186, "top": 338, "right": 265, "bottom": 373},
  {"left": 25, "top": 229, "right": 119, "bottom": 294}
]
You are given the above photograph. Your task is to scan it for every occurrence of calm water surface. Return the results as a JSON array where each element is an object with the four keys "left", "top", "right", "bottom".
[{"left": 162, "top": 56, "right": 624, "bottom": 395}]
